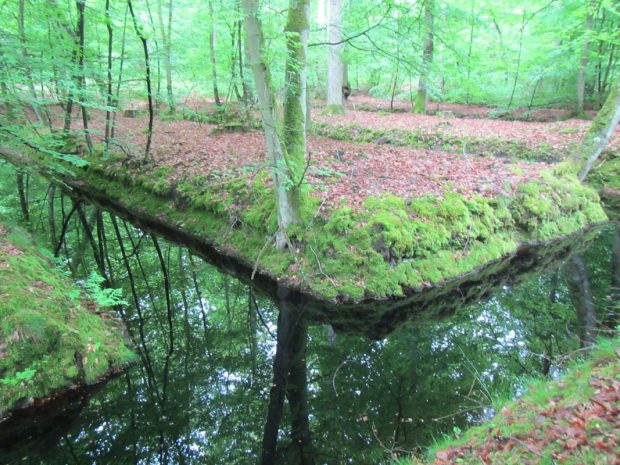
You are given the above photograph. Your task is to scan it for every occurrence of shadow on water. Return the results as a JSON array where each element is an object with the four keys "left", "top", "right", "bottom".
[{"left": 0, "top": 163, "right": 618, "bottom": 464}]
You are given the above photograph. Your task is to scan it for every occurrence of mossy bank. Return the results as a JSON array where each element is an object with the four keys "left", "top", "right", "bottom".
[
  {"left": 0, "top": 224, "right": 135, "bottom": 418},
  {"left": 410, "top": 336, "right": 620, "bottom": 465},
  {"left": 0, "top": 146, "right": 608, "bottom": 306}
]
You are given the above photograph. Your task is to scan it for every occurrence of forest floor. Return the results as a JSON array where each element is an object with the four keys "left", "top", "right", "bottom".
[
  {"left": 70, "top": 99, "right": 620, "bottom": 212},
  {"left": 413, "top": 336, "right": 619, "bottom": 465}
]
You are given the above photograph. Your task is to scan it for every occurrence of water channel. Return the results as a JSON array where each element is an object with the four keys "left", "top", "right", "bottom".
[{"left": 0, "top": 162, "right": 617, "bottom": 465}]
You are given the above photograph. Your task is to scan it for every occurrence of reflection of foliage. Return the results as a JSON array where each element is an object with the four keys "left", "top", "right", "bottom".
[{"left": 0, "top": 165, "right": 616, "bottom": 464}]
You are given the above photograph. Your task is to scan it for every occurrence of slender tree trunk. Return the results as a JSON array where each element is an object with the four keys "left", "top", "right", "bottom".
[
  {"left": 16, "top": 172, "right": 29, "bottom": 222},
  {"left": 577, "top": 6, "right": 594, "bottom": 116},
  {"left": 18, "top": 0, "right": 44, "bottom": 125},
  {"left": 415, "top": 0, "right": 434, "bottom": 114},
  {"left": 157, "top": 0, "right": 175, "bottom": 113},
  {"left": 326, "top": 0, "right": 344, "bottom": 114},
  {"left": 282, "top": 0, "right": 310, "bottom": 220},
  {"left": 237, "top": 15, "right": 252, "bottom": 103},
  {"left": 465, "top": 0, "right": 475, "bottom": 105},
  {"left": 48, "top": 185, "right": 57, "bottom": 246},
  {"left": 507, "top": 12, "right": 525, "bottom": 109},
  {"left": 111, "top": 5, "right": 129, "bottom": 141},
  {"left": 208, "top": 0, "right": 222, "bottom": 106},
  {"left": 104, "top": 0, "right": 113, "bottom": 151},
  {"left": 573, "top": 74, "right": 620, "bottom": 180},
  {"left": 241, "top": 0, "right": 306, "bottom": 250},
  {"left": 128, "top": 0, "right": 154, "bottom": 159},
  {"left": 76, "top": 0, "right": 93, "bottom": 154}
]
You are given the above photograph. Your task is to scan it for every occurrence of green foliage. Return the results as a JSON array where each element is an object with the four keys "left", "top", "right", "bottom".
[{"left": 83, "top": 272, "right": 128, "bottom": 308}]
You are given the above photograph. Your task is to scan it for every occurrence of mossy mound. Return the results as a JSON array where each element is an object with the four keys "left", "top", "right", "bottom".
[
  {"left": 0, "top": 225, "right": 135, "bottom": 418},
  {"left": 82, "top": 150, "right": 607, "bottom": 303},
  {"left": 0, "top": 146, "right": 608, "bottom": 305}
]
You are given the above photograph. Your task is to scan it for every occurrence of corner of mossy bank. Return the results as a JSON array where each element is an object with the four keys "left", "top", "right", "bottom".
[
  {"left": 0, "top": 224, "right": 137, "bottom": 420},
  {"left": 0, "top": 149, "right": 610, "bottom": 307}
]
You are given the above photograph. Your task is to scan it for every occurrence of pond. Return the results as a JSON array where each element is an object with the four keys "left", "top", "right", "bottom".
[{"left": 0, "top": 162, "right": 617, "bottom": 464}]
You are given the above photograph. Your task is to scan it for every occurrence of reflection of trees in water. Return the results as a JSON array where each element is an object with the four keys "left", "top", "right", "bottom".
[{"left": 0, "top": 170, "right": 617, "bottom": 464}]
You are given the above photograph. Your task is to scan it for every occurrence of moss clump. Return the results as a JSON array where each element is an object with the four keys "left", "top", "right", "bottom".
[{"left": 0, "top": 225, "right": 135, "bottom": 417}]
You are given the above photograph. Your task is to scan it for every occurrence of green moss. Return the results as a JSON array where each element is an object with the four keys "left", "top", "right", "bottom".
[
  {"left": 0, "top": 226, "right": 135, "bottom": 417},
  {"left": 5, "top": 147, "right": 608, "bottom": 304}
]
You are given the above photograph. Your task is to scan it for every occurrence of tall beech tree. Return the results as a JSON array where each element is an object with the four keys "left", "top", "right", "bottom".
[
  {"left": 241, "top": 0, "right": 310, "bottom": 251},
  {"left": 326, "top": 0, "right": 344, "bottom": 114},
  {"left": 414, "top": 0, "right": 434, "bottom": 114}
]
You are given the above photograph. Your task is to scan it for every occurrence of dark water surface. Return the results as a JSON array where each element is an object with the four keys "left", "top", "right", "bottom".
[{"left": 0, "top": 164, "right": 617, "bottom": 465}]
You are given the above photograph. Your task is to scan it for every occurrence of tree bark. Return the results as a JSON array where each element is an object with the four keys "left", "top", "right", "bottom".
[
  {"left": 157, "top": 0, "right": 175, "bottom": 113},
  {"left": 326, "top": 0, "right": 344, "bottom": 114},
  {"left": 573, "top": 74, "right": 620, "bottom": 180},
  {"left": 208, "top": 0, "right": 222, "bottom": 106},
  {"left": 241, "top": 0, "right": 305, "bottom": 250},
  {"left": 104, "top": 0, "right": 113, "bottom": 150},
  {"left": 415, "top": 0, "right": 434, "bottom": 114},
  {"left": 128, "top": 0, "right": 154, "bottom": 159},
  {"left": 577, "top": 6, "right": 594, "bottom": 116},
  {"left": 76, "top": 0, "right": 94, "bottom": 154}
]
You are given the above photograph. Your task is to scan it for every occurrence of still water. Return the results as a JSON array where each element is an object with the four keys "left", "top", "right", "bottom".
[{"left": 0, "top": 166, "right": 617, "bottom": 465}]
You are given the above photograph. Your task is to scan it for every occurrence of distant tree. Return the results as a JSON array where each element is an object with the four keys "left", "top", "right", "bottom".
[
  {"left": 326, "top": 0, "right": 344, "bottom": 114},
  {"left": 415, "top": 0, "right": 434, "bottom": 114}
]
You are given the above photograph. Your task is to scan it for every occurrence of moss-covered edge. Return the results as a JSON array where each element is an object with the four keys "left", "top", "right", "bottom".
[
  {"left": 313, "top": 122, "right": 620, "bottom": 163},
  {"left": 0, "top": 224, "right": 136, "bottom": 417},
  {"left": 1, "top": 146, "right": 608, "bottom": 304},
  {"left": 411, "top": 335, "right": 620, "bottom": 465}
]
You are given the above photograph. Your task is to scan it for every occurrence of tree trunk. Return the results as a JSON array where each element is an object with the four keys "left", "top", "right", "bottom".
[
  {"left": 565, "top": 254, "right": 597, "bottom": 348},
  {"left": 16, "top": 171, "right": 29, "bottom": 222},
  {"left": 208, "top": 0, "right": 222, "bottom": 107},
  {"left": 104, "top": 0, "right": 113, "bottom": 150},
  {"left": 157, "top": 0, "right": 175, "bottom": 113},
  {"left": 241, "top": 0, "right": 305, "bottom": 250},
  {"left": 326, "top": 0, "right": 344, "bottom": 114},
  {"left": 283, "top": 0, "right": 310, "bottom": 207},
  {"left": 573, "top": 74, "right": 620, "bottom": 180},
  {"left": 577, "top": 7, "right": 594, "bottom": 116},
  {"left": 415, "top": 0, "right": 434, "bottom": 114},
  {"left": 76, "top": 0, "right": 94, "bottom": 154},
  {"left": 128, "top": 0, "right": 154, "bottom": 159}
]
